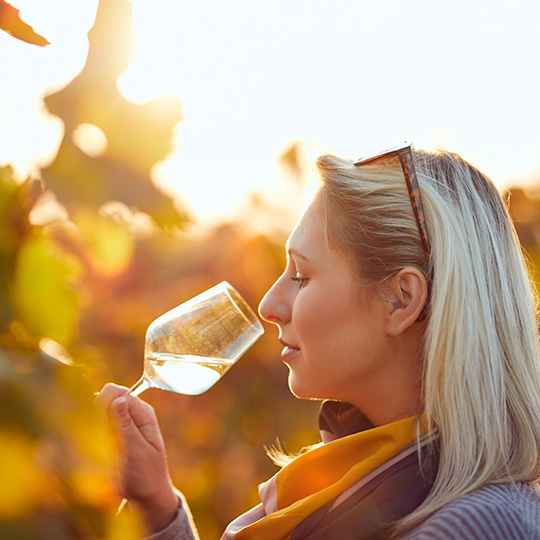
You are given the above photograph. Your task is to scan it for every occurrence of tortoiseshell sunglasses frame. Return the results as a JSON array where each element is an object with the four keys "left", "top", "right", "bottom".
[{"left": 353, "top": 142, "right": 431, "bottom": 260}]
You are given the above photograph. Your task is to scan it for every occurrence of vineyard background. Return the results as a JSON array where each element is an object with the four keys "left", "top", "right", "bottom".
[{"left": 1, "top": 1, "right": 540, "bottom": 539}]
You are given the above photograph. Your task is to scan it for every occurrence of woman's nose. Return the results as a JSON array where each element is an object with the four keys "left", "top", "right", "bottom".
[{"left": 258, "top": 276, "right": 290, "bottom": 325}]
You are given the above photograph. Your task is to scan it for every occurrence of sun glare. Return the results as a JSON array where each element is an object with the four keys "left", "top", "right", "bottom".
[
  {"left": 116, "top": 61, "right": 166, "bottom": 105},
  {"left": 72, "top": 123, "right": 108, "bottom": 158},
  {"left": 0, "top": 0, "right": 97, "bottom": 177},
  {"left": 2, "top": 0, "right": 540, "bottom": 223}
]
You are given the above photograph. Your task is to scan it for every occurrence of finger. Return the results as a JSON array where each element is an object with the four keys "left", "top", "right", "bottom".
[
  {"left": 110, "top": 396, "right": 146, "bottom": 449},
  {"left": 111, "top": 395, "right": 166, "bottom": 453},
  {"left": 125, "top": 396, "right": 167, "bottom": 452},
  {"left": 95, "top": 383, "right": 129, "bottom": 412}
]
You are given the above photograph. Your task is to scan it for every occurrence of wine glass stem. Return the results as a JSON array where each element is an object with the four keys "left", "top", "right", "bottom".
[{"left": 129, "top": 376, "right": 151, "bottom": 396}]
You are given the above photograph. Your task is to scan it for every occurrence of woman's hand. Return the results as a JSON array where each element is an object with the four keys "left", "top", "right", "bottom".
[{"left": 96, "top": 383, "right": 180, "bottom": 533}]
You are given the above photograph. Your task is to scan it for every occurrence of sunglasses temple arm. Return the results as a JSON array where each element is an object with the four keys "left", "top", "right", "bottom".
[{"left": 399, "top": 152, "right": 431, "bottom": 260}]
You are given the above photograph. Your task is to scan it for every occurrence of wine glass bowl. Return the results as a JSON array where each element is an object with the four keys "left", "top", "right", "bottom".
[{"left": 129, "top": 281, "right": 264, "bottom": 396}]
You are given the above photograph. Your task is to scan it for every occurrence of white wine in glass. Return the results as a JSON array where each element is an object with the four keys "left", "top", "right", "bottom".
[{"left": 129, "top": 281, "right": 264, "bottom": 396}]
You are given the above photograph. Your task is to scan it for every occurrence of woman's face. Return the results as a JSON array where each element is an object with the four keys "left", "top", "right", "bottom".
[{"left": 258, "top": 200, "right": 390, "bottom": 406}]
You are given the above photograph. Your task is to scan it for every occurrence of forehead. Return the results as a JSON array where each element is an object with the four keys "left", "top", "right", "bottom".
[
  {"left": 286, "top": 200, "right": 327, "bottom": 253},
  {"left": 287, "top": 196, "right": 365, "bottom": 286}
]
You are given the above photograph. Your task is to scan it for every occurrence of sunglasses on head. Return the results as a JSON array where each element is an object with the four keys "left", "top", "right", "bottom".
[{"left": 353, "top": 142, "right": 431, "bottom": 261}]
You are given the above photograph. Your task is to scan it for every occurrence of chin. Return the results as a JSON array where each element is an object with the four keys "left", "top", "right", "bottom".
[
  {"left": 287, "top": 374, "right": 308, "bottom": 399},
  {"left": 287, "top": 375, "right": 326, "bottom": 402}
]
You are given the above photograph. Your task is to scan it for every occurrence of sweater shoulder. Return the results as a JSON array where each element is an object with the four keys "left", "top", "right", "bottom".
[{"left": 402, "top": 483, "right": 540, "bottom": 540}]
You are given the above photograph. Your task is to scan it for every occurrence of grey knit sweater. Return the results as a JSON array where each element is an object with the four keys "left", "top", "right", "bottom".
[{"left": 400, "top": 482, "right": 540, "bottom": 540}]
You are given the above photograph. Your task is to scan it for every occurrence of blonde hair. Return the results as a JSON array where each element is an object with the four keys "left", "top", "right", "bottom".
[{"left": 315, "top": 148, "right": 540, "bottom": 534}]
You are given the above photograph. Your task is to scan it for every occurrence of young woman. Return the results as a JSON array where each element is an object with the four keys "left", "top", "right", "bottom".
[{"left": 98, "top": 143, "right": 540, "bottom": 539}]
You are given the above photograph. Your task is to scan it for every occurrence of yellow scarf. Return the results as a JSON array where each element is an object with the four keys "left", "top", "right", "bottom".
[{"left": 234, "top": 415, "right": 418, "bottom": 540}]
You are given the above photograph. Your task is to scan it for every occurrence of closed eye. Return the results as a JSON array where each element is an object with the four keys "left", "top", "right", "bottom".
[{"left": 291, "top": 276, "right": 308, "bottom": 288}]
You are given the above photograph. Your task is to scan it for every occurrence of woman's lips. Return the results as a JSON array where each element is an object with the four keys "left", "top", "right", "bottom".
[{"left": 280, "top": 343, "right": 300, "bottom": 360}]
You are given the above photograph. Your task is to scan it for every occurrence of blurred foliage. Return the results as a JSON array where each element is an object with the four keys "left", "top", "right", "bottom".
[
  {"left": 0, "top": 0, "right": 50, "bottom": 46},
  {"left": 279, "top": 140, "right": 307, "bottom": 184},
  {"left": 2, "top": 0, "right": 538, "bottom": 538},
  {"left": 0, "top": 0, "right": 320, "bottom": 538},
  {"left": 507, "top": 187, "right": 540, "bottom": 294},
  {"left": 41, "top": 0, "right": 187, "bottom": 230}
]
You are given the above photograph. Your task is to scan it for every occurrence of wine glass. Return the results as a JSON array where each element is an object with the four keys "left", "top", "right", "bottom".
[{"left": 129, "top": 281, "right": 264, "bottom": 396}]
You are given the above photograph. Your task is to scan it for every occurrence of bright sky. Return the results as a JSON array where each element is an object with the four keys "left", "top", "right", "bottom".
[{"left": 1, "top": 0, "right": 540, "bottom": 225}]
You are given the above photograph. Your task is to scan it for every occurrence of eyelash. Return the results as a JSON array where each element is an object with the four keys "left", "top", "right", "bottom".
[{"left": 291, "top": 276, "right": 308, "bottom": 288}]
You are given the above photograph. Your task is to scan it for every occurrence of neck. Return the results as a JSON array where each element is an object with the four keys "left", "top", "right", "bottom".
[{"left": 348, "top": 330, "right": 423, "bottom": 427}]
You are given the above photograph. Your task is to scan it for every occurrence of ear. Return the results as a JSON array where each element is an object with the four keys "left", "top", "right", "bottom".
[{"left": 384, "top": 267, "right": 428, "bottom": 337}]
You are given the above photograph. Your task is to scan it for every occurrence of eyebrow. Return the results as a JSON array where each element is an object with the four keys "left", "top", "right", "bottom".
[{"left": 287, "top": 248, "right": 310, "bottom": 262}]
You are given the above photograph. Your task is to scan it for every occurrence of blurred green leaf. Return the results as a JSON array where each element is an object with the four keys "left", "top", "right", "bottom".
[
  {"left": 0, "top": 170, "right": 40, "bottom": 327},
  {"left": 11, "top": 231, "right": 82, "bottom": 347},
  {"left": 72, "top": 208, "right": 134, "bottom": 277}
]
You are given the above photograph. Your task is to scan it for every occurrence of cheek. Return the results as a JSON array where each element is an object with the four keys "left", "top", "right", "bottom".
[
  {"left": 292, "top": 291, "right": 323, "bottom": 340},
  {"left": 294, "top": 290, "right": 347, "bottom": 344}
]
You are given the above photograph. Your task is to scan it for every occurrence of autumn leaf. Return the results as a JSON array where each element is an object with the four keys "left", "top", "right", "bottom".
[
  {"left": 11, "top": 231, "right": 82, "bottom": 346},
  {"left": 0, "top": 0, "right": 50, "bottom": 46}
]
